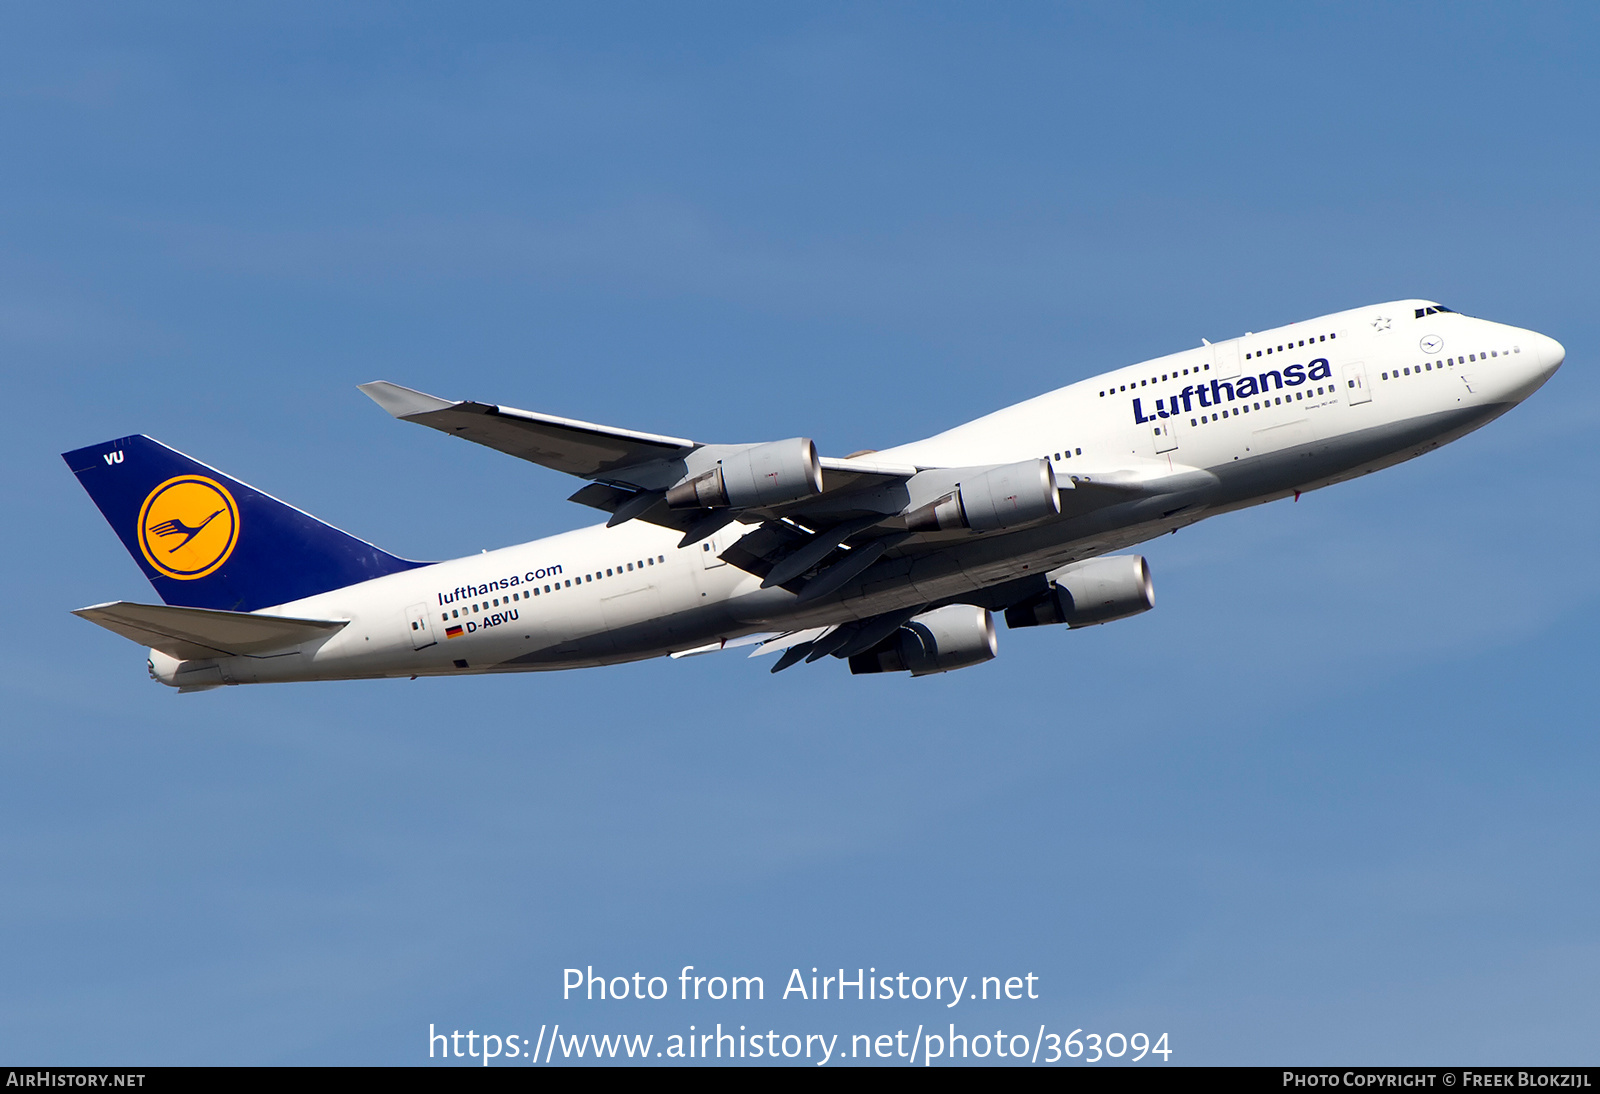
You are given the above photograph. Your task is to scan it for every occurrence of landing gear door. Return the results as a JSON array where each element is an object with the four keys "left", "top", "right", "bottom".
[
  {"left": 405, "top": 603, "right": 436, "bottom": 650},
  {"left": 1343, "top": 361, "right": 1372, "bottom": 405}
]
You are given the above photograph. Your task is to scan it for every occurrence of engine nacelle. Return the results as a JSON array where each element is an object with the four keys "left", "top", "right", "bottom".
[
  {"left": 848, "top": 604, "right": 998, "bottom": 677},
  {"left": 904, "top": 459, "right": 1059, "bottom": 533},
  {"left": 666, "top": 438, "right": 823, "bottom": 510},
  {"left": 1004, "top": 555, "right": 1154, "bottom": 629}
]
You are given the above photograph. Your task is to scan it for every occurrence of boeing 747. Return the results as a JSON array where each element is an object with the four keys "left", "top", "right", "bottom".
[{"left": 63, "top": 299, "right": 1563, "bottom": 689}]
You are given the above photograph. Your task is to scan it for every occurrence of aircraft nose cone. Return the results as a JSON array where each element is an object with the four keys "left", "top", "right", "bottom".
[{"left": 1536, "top": 333, "right": 1565, "bottom": 373}]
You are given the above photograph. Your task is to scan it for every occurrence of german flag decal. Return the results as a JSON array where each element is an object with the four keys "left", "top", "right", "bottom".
[{"left": 445, "top": 625, "right": 464, "bottom": 639}]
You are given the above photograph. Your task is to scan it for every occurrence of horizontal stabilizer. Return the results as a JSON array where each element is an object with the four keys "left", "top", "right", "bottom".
[{"left": 73, "top": 601, "right": 347, "bottom": 661}]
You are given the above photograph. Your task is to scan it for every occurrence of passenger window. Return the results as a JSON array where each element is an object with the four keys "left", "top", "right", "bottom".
[{"left": 1075, "top": 447, "right": 1082, "bottom": 455}]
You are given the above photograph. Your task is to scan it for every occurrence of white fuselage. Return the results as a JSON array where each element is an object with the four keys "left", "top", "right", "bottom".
[{"left": 150, "top": 300, "right": 1563, "bottom": 687}]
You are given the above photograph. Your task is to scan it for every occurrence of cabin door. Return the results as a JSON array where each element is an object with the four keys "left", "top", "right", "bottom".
[
  {"left": 699, "top": 528, "right": 728, "bottom": 569},
  {"left": 1211, "top": 339, "right": 1242, "bottom": 380},
  {"left": 405, "top": 603, "right": 436, "bottom": 650},
  {"left": 1150, "top": 419, "right": 1178, "bottom": 454},
  {"left": 1343, "top": 361, "right": 1372, "bottom": 405}
]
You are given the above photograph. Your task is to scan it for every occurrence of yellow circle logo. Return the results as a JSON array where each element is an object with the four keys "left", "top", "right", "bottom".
[{"left": 137, "top": 475, "right": 240, "bottom": 580}]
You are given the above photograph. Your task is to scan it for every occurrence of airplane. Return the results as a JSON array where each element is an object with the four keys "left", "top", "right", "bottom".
[{"left": 62, "top": 299, "right": 1563, "bottom": 691}]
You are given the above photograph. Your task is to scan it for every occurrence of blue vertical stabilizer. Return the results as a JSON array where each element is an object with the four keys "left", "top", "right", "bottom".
[{"left": 63, "top": 435, "right": 427, "bottom": 611}]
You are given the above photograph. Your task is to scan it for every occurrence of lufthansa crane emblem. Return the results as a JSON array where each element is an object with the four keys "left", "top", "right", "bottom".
[{"left": 137, "top": 475, "right": 240, "bottom": 580}]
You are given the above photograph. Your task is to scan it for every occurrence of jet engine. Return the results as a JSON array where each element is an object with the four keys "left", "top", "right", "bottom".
[
  {"left": 1004, "top": 554, "right": 1154, "bottom": 629},
  {"left": 904, "top": 459, "right": 1059, "bottom": 533},
  {"left": 666, "top": 438, "right": 824, "bottom": 510},
  {"left": 848, "top": 604, "right": 998, "bottom": 676}
]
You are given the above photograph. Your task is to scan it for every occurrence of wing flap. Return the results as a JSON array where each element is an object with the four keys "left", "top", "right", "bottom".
[{"left": 73, "top": 601, "right": 347, "bottom": 661}]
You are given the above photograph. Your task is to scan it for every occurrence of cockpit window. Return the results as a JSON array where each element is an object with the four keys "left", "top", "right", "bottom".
[{"left": 1414, "top": 305, "right": 1455, "bottom": 318}]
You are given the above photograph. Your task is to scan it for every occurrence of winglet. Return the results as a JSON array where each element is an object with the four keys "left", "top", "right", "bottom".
[{"left": 359, "top": 380, "right": 456, "bottom": 419}]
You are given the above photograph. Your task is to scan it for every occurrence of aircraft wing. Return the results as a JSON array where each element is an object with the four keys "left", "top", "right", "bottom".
[
  {"left": 358, "top": 381, "right": 1211, "bottom": 599},
  {"left": 359, "top": 381, "right": 918, "bottom": 536},
  {"left": 74, "top": 601, "right": 347, "bottom": 661},
  {"left": 358, "top": 380, "right": 697, "bottom": 478}
]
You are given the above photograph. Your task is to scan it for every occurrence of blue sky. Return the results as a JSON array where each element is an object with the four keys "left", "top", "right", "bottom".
[{"left": 2, "top": 2, "right": 1596, "bottom": 1065}]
